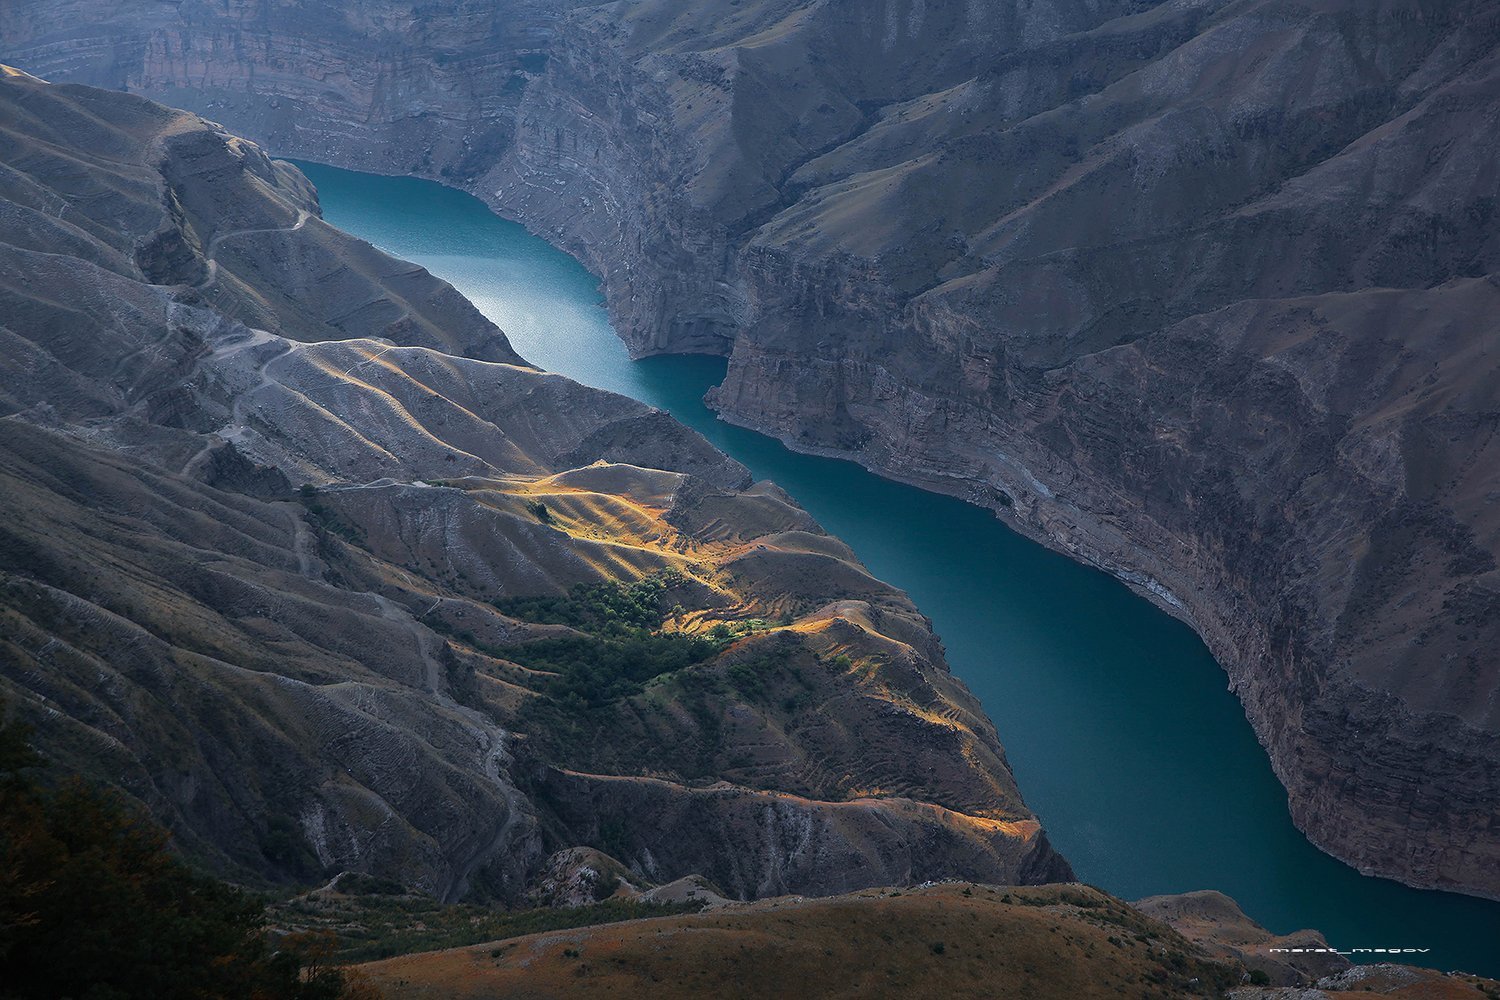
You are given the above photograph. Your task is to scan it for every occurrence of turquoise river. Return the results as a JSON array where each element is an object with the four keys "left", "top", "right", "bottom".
[{"left": 295, "top": 161, "right": 1500, "bottom": 976}]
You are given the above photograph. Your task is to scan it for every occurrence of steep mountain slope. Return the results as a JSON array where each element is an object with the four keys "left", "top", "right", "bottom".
[
  {"left": 0, "top": 67, "right": 1068, "bottom": 901},
  {"left": 2, "top": 0, "right": 1497, "bottom": 900}
]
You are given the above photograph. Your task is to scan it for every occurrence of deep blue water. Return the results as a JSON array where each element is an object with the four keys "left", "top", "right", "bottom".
[{"left": 295, "top": 160, "right": 1500, "bottom": 976}]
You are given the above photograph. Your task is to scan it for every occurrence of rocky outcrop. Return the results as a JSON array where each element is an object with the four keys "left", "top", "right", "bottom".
[
  {"left": 0, "top": 67, "right": 1068, "bottom": 901},
  {"left": 1135, "top": 890, "right": 1349, "bottom": 986},
  {"left": 3, "top": 0, "right": 1497, "bottom": 899}
]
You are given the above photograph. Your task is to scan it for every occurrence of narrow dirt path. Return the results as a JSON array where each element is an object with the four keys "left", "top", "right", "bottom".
[
  {"left": 185, "top": 209, "right": 310, "bottom": 294},
  {"left": 286, "top": 506, "right": 314, "bottom": 578},
  {"left": 368, "top": 592, "right": 531, "bottom": 902},
  {"left": 167, "top": 198, "right": 528, "bottom": 896},
  {"left": 178, "top": 331, "right": 293, "bottom": 475},
  {"left": 204, "top": 208, "right": 310, "bottom": 259}
]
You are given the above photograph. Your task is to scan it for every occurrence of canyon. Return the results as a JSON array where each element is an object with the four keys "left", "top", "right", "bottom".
[
  {"left": 5, "top": 0, "right": 1493, "bottom": 903},
  {"left": 0, "top": 65, "right": 1070, "bottom": 903}
]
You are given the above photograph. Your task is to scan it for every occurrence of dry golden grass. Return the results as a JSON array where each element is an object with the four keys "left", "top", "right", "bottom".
[{"left": 360, "top": 883, "right": 1243, "bottom": 999}]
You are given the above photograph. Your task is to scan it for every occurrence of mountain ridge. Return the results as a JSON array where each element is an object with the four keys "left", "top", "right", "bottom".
[
  {"left": 0, "top": 66, "right": 1069, "bottom": 903},
  {"left": 5, "top": 0, "right": 1491, "bottom": 898}
]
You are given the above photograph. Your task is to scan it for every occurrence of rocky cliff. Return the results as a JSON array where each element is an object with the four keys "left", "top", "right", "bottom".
[
  {"left": 2, "top": 0, "right": 1497, "bottom": 900},
  {"left": 0, "top": 67, "right": 1070, "bottom": 902}
]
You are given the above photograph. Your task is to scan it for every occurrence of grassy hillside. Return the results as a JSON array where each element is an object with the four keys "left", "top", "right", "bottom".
[{"left": 359, "top": 883, "right": 1243, "bottom": 1000}]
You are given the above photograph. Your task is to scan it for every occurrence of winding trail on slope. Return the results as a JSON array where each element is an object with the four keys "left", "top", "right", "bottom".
[
  {"left": 286, "top": 506, "right": 314, "bottom": 577},
  {"left": 177, "top": 328, "right": 292, "bottom": 476},
  {"left": 171, "top": 209, "right": 312, "bottom": 476},
  {"left": 204, "top": 208, "right": 310, "bottom": 259},
  {"left": 172, "top": 286, "right": 534, "bottom": 897},
  {"left": 369, "top": 590, "right": 530, "bottom": 904},
  {"left": 181, "top": 210, "right": 312, "bottom": 294},
  {"left": 173, "top": 294, "right": 531, "bottom": 897}
]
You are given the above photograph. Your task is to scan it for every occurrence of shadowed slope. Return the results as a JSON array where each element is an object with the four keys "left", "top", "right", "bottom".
[
  {"left": 0, "top": 67, "right": 1067, "bottom": 901},
  {"left": 4, "top": 0, "right": 1495, "bottom": 896}
]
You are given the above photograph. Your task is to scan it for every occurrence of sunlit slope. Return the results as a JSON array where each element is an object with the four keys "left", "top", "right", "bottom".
[
  {"left": 355, "top": 881, "right": 1500, "bottom": 999},
  {"left": 358, "top": 883, "right": 1244, "bottom": 1000},
  {"left": 0, "top": 67, "right": 1067, "bottom": 901}
]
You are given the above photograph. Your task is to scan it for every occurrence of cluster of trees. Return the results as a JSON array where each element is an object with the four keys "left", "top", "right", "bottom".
[
  {"left": 509, "top": 630, "right": 720, "bottom": 709},
  {"left": 493, "top": 573, "right": 722, "bottom": 712},
  {"left": 0, "top": 708, "right": 378, "bottom": 1000},
  {"left": 493, "top": 573, "right": 686, "bottom": 636}
]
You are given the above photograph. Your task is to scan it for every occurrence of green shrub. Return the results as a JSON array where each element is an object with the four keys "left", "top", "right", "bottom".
[
  {"left": 507, "top": 631, "right": 718, "bottom": 708},
  {"left": 726, "top": 660, "right": 768, "bottom": 701},
  {"left": 494, "top": 573, "right": 686, "bottom": 636}
]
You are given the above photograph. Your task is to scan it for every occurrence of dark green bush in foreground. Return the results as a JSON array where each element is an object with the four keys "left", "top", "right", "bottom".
[
  {"left": 0, "top": 709, "right": 376, "bottom": 1000},
  {"left": 307, "top": 895, "right": 705, "bottom": 963}
]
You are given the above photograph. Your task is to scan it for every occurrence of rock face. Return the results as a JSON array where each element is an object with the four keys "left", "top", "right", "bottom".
[
  {"left": 0, "top": 68, "right": 1069, "bottom": 901},
  {"left": 2, "top": 0, "right": 1498, "bottom": 900}
]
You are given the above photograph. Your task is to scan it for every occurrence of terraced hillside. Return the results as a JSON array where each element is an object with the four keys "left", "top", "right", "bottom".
[{"left": 0, "top": 66, "right": 1067, "bottom": 901}]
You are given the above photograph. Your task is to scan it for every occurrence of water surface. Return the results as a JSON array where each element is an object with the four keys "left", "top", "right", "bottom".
[{"left": 296, "top": 160, "right": 1500, "bottom": 976}]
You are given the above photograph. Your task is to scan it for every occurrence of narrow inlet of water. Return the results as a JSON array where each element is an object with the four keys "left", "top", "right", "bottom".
[{"left": 294, "top": 160, "right": 1500, "bottom": 976}]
